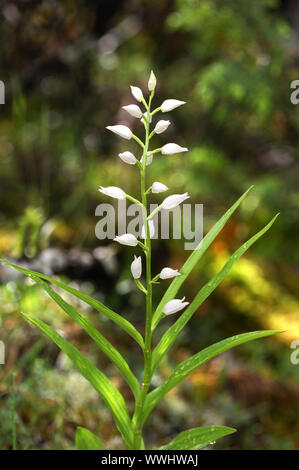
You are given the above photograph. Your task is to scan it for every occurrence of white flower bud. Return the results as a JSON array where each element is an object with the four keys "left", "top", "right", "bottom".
[
  {"left": 131, "top": 255, "right": 142, "bottom": 279},
  {"left": 106, "top": 125, "right": 132, "bottom": 140},
  {"left": 161, "top": 99, "right": 186, "bottom": 112},
  {"left": 114, "top": 234, "right": 138, "bottom": 246},
  {"left": 122, "top": 104, "right": 143, "bottom": 118},
  {"left": 140, "top": 153, "right": 153, "bottom": 166},
  {"left": 141, "top": 220, "right": 155, "bottom": 239},
  {"left": 159, "top": 267, "right": 181, "bottom": 279},
  {"left": 130, "top": 86, "right": 143, "bottom": 102},
  {"left": 154, "top": 120, "right": 170, "bottom": 134},
  {"left": 99, "top": 186, "right": 126, "bottom": 200},
  {"left": 162, "top": 193, "right": 190, "bottom": 210},
  {"left": 148, "top": 70, "right": 157, "bottom": 91},
  {"left": 152, "top": 182, "right": 168, "bottom": 193},
  {"left": 163, "top": 297, "right": 189, "bottom": 315},
  {"left": 118, "top": 151, "right": 137, "bottom": 165},
  {"left": 162, "top": 143, "right": 188, "bottom": 155},
  {"left": 141, "top": 115, "right": 152, "bottom": 125}
]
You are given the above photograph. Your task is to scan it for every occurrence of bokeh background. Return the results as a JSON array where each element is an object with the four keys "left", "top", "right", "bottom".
[{"left": 0, "top": 0, "right": 299, "bottom": 450}]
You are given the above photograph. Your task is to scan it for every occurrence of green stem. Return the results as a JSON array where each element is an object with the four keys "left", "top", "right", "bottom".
[
  {"left": 11, "top": 373, "right": 17, "bottom": 450},
  {"left": 132, "top": 91, "right": 154, "bottom": 450}
]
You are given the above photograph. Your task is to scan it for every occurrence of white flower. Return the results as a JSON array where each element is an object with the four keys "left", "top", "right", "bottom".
[
  {"left": 162, "top": 193, "right": 190, "bottom": 210},
  {"left": 118, "top": 151, "right": 137, "bottom": 165},
  {"left": 154, "top": 120, "right": 170, "bottom": 134},
  {"left": 130, "top": 86, "right": 143, "bottom": 102},
  {"left": 152, "top": 181, "right": 168, "bottom": 193},
  {"left": 140, "top": 153, "right": 153, "bottom": 166},
  {"left": 99, "top": 186, "right": 126, "bottom": 200},
  {"left": 131, "top": 255, "right": 142, "bottom": 279},
  {"left": 106, "top": 125, "right": 132, "bottom": 140},
  {"left": 114, "top": 234, "right": 138, "bottom": 246},
  {"left": 148, "top": 70, "right": 157, "bottom": 91},
  {"left": 122, "top": 104, "right": 143, "bottom": 119},
  {"left": 141, "top": 220, "right": 155, "bottom": 239},
  {"left": 159, "top": 267, "right": 181, "bottom": 279},
  {"left": 161, "top": 99, "right": 186, "bottom": 112},
  {"left": 162, "top": 143, "right": 188, "bottom": 155},
  {"left": 163, "top": 297, "right": 189, "bottom": 315}
]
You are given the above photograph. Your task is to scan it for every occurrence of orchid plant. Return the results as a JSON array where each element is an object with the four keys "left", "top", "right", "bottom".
[{"left": 1, "top": 71, "right": 281, "bottom": 451}]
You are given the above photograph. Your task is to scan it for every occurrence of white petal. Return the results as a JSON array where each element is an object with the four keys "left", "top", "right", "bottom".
[
  {"left": 162, "top": 193, "right": 190, "bottom": 210},
  {"left": 113, "top": 234, "right": 138, "bottom": 246},
  {"left": 152, "top": 182, "right": 168, "bottom": 193},
  {"left": 148, "top": 70, "right": 157, "bottom": 91},
  {"left": 163, "top": 297, "right": 189, "bottom": 315},
  {"left": 161, "top": 143, "right": 188, "bottom": 155},
  {"left": 159, "top": 267, "right": 181, "bottom": 279},
  {"left": 118, "top": 151, "right": 137, "bottom": 165},
  {"left": 141, "top": 220, "right": 155, "bottom": 239},
  {"left": 154, "top": 120, "right": 171, "bottom": 134},
  {"left": 106, "top": 125, "right": 132, "bottom": 140},
  {"left": 131, "top": 255, "right": 142, "bottom": 279},
  {"left": 161, "top": 99, "right": 186, "bottom": 112},
  {"left": 130, "top": 86, "right": 143, "bottom": 102},
  {"left": 99, "top": 186, "right": 126, "bottom": 200},
  {"left": 122, "top": 104, "right": 143, "bottom": 118}
]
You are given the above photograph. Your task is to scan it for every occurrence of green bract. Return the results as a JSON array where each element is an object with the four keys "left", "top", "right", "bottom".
[{"left": 0, "top": 72, "right": 281, "bottom": 450}]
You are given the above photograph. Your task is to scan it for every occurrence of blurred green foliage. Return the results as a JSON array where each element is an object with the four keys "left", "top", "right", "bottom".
[{"left": 0, "top": 0, "right": 298, "bottom": 450}]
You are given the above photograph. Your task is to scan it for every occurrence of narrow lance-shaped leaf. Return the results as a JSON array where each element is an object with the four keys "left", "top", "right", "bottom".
[
  {"left": 158, "top": 426, "right": 236, "bottom": 450},
  {"left": 151, "top": 186, "right": 253, "bottom": 331},
  {"left": 151, "top": 214, "right": 279, "bottom": 374},
  {"left": 21, "top": 312, "right": 135, "bottom": 449},
  {"left": 30, "top": 274, "right": 140, "bottom": 400},
  {"left": 143, "top": 330, "right": 282, "bottom": 425},
  {"left": 0, "top": 258, "right": 144, "bottom": 350},
  {"left": 76, "top": 427, "right": 107, "bottom": 450}
]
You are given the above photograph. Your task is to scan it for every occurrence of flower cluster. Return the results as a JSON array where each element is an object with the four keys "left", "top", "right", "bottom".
[{"left": 100, "top": 71, "right": 190, "bottom": 316}]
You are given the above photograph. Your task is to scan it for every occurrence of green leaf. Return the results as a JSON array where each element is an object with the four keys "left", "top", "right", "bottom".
[
  {"left": 21, "top": 312, "right": 134, "bottom": 449},
  {"left": 159, "top": 426, "right": 236, "bottom": 450},
  {"left": 143, "top": 330, "right": 281, "bottom": 425},
  {"left": 30, "top": 274, "right": 140, "bottom": 400},
  {"left": 151, "top": 214, "right": 279, "bottom": 374},
  {"left": 0, "top": 258, "right": 144, "bottom": 350},
  {"left": 151, "top": 186, "right": 253, "bottom": 331},
  {"left": 76, "top": 427, "right": 107, "bottom": 450}
]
